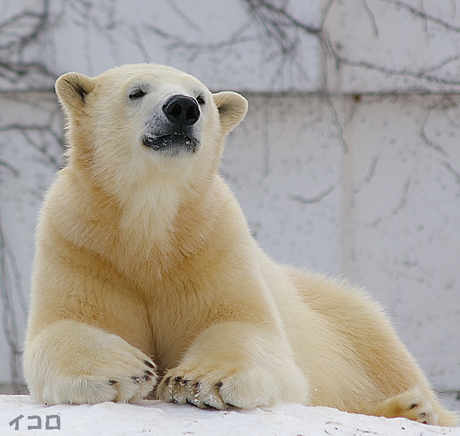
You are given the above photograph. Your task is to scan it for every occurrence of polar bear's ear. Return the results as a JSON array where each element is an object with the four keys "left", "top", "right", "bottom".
[
  {"left": 55, "top": 72, "right": 96, "bottom": 113},
  {"left": 213, "top": 91, "right": 248, "bottom": 133}
]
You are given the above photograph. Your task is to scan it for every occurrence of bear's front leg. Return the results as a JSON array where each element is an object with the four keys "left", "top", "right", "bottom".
[
  {"left": 23, "top": 320, "right": 157, "bottom": 405},
  {"left": 157, "top": 321, "right": 308, "bottom": 409}
]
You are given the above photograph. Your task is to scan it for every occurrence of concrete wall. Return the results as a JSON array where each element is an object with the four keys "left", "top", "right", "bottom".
[{"left": 0, "top": 0, "right": 459, "bottom": 392}]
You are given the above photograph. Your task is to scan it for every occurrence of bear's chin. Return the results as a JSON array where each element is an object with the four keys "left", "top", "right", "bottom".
[{"left": 142, "top": 133, "right": 199, "bottom": 155}]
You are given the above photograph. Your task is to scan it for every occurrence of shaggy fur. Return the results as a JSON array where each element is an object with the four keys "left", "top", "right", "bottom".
[{"left": 23, "top": 63, "right": 457, "bottom": 426}]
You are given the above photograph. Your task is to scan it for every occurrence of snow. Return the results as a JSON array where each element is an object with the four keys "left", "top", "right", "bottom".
[{"left": 1, "top": 396, "right": 459, "bottom": 436}]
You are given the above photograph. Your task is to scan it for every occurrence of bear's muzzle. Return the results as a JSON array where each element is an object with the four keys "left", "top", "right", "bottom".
[{"left": 142, "top": 94, "right": 201, "bottom": 155}]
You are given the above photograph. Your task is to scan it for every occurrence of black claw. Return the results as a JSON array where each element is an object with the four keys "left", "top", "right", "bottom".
[
  {"left": 215, "top": 382, "right": 223, "bottom": 389},
  {"left": 409, "top": 403, "right": 418, "bottom": 410},
  {"left": 144, "top": 360, "right": 155, "bottom": 369},
  {"left": 173, "top": 376, "right": 182, "bottom": 385},
  {"left": 108, "top": 380, "right": 118, "bottom": 385},
  {"left": 164, "top": 376, "right": 171, "bottom": 385},
  {"left": 145, "top": 370, "right": 154, "bottom": 377},
  {"left": 132, "top": 376, "right": 140, "bottom": 384}
]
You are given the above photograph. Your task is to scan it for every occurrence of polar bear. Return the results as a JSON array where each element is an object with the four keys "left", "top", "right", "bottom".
[{"left": 23, "top": 63, "right": 457, "bottom": 426}]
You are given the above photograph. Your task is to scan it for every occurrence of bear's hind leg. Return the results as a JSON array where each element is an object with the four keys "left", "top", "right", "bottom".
[{"left": 373, "top": 386, "right": 458, "bottom": 426}]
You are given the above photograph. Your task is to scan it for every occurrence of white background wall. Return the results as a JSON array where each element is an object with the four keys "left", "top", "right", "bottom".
[{"left": 0, "top": 0, "right": 459, "bottom": 393}]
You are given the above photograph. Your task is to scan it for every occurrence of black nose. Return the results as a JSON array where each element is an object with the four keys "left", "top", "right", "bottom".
[{"left": 163, "top": 95, "right": 200, "bottom": 127}]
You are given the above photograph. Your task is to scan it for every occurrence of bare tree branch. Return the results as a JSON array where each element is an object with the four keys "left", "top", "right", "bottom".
[{"left": 377, "top": 0, "right": 460, "bottom": 33}]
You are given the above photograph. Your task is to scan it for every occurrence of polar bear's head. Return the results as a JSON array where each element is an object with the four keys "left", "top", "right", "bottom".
[{"left": 55, "top": 63, "right": 248, "bottom": 196}]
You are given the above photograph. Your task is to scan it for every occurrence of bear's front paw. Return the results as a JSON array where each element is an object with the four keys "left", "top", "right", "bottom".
[
  {"left": 100, "top": 358, "right": 158, "bottom": 404},
  {"left": 41, "top": 355, "right": 158, "bottom": 405},
  {"left": 25, "top": 321, "right": 159, "bottom": 405},
  {"left": 158, "top": 375, "right": 228, "bottom": 409},
  {"left": 156, "top": 366, "right": 275, "bottom": 410}
]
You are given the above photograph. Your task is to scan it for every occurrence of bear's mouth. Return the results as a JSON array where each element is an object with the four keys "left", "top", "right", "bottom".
[{"left": 142, "top": 132, "right": 199, "bottom": 154}]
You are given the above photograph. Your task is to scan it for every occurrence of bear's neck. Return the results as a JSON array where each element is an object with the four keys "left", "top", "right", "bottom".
[{"left": 68, "top": 167, "right": 224, "bottom": 281}]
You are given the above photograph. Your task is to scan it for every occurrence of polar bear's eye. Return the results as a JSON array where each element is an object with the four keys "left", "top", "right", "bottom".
[
  {"left": 129, "top": 88, "right": 146, "bottom": 100},
  {"left": 196, "top": 95, "right": 205, "bottom": 106}
]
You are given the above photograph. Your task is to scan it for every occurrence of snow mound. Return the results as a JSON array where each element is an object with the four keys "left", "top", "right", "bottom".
[{"left": 0, "top": 395, "right": 458, "bottom": 436}]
